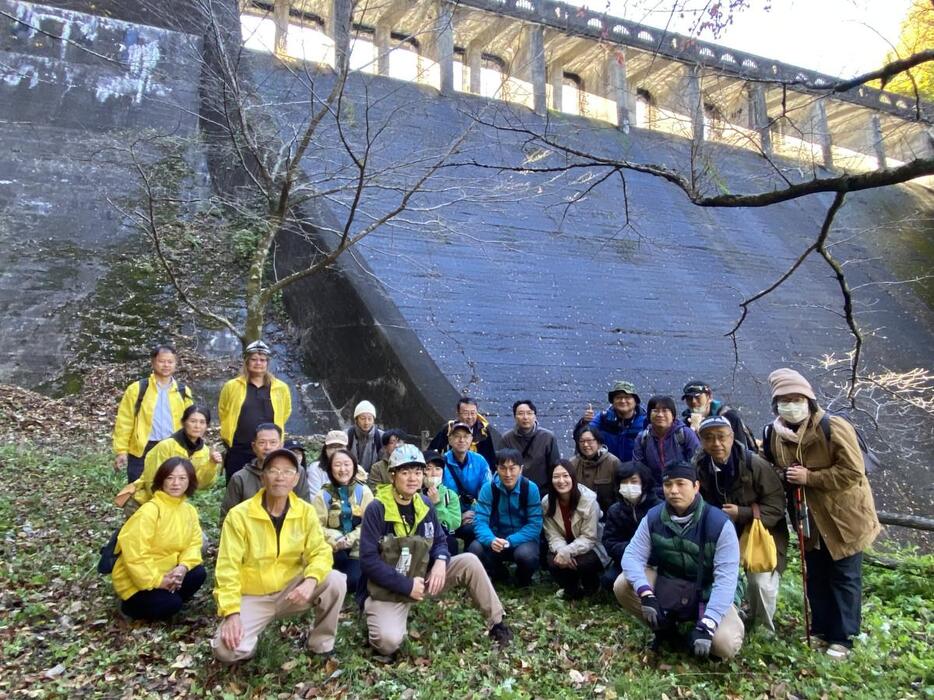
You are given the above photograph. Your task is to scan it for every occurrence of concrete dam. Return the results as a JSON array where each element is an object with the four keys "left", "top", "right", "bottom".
[{"left": 1, "top": 0, "right": 932, "bottom": 518}]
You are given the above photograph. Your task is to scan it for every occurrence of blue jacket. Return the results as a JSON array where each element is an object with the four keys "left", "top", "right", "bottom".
[
  {"left": 442, "top": 450, "right": 491, "bottom": 511},
  {"left": 633, "top": 418, "right": 701, "bottom": 486},
  {"left": 589, "top": 405, "right": 648, "bottom": 463},
  {"left": 474, "top": 475, "right": 543, "bottom": 548}
]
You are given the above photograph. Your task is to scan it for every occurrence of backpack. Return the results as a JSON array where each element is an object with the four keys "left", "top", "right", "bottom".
[
  {"left": 97, "top": 526, "right": 122, "bottom": 574},
  {"left": 761, "top": 414, "right": 880, "bottom": 474},
  {"left": 320, "top": 483, "right": 365, "bottom": 509},
  {"left": 490, "top": 477, "right": 530, "bottom": 529},
  {"left": 715, "top": 405, "right": 759, "bottom": 454},
  {"left": 133, "top": 378, "right": 189, "bottom": 417}
]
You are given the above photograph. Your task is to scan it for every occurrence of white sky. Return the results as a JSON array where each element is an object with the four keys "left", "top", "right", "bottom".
[{"left": 563, "top": 0, "right": 913, "bottom": 78}]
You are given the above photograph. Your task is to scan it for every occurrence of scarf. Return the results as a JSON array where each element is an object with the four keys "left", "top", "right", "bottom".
[{"left": 352, "top": 426, "right": 379, "bottom": 469}]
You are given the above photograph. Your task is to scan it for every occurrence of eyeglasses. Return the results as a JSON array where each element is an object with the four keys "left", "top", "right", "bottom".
[
  {"left": 266, "top": 468, "right": 298, "bottom": 477},
  {"left": 650, "top": 408, "right": 672, "bottom": 414}
]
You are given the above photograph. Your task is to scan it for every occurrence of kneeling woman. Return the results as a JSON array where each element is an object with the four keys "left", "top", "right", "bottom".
[
  {"left": 112, "top": 457, "right": 206, "bottom": 621},
  {"left": 314, "top": 449, "right": 374, "bottom": 594},
  {"left": 123, "top": 405, "right": 222, "bottom": 515},
  {"left": 542, "top": 460, "right": 609, "bottom": 599},
  {"left": 358, "top": 445, "right": 512, "bottom": 658}
]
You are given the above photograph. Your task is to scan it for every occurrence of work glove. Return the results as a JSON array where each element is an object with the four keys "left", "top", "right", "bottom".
[
  {"left": 690, "top": 617, "right": 717, "bottom": 658},
  {"left": 639, "top": 592, "right": 662, "bottom": 630}
]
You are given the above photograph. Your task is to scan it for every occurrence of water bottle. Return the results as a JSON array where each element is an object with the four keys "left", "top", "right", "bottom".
[{"left": 396, "top": 546, "right": 411, "bottom": 575}]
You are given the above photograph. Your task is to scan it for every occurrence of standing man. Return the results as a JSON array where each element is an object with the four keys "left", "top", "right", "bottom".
[
  {"left": 113, "top": 343, "right": 193, "bottom": 483},
  {"left": 442, "top": 422, "right": 492, "bottom": 546},
  {"left": 694, "top": 416, "right": 787, "bottom": 632},
  {"left": 428, "top": 397, "right": 496, "bottom": 468},
  {"left": 580, "top": 380, "right": 648, "bottom": 464},
  {"left": 212, "top": 447, "right": 346, "bottom": 663},
  {"left": 499, "top": 400, "right": 560, "bottom": 490},
  {"left": 614, "top": 461, "right": 745, "bottom": 659},
  {"left": 681, "top": 381, "right": 757, "bottom": 452},
  {"left": 218, "top": 340, "right": 292, "bottom": 482}
]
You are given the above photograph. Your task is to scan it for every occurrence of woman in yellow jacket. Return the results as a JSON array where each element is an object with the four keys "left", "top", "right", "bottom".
[
  {"left": 112, "top": 457, "right": 206, "bottom": 621},
  {"left": 218, "top": 340, "right": 292, "bottom": 482},
  {"left": 124, "top": 405, "right": 222, "bottom": 515}
]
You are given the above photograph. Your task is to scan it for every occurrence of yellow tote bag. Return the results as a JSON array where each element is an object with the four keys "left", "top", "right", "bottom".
[{"left": 739, "top": 503, "right": 777, "bottom": 573}]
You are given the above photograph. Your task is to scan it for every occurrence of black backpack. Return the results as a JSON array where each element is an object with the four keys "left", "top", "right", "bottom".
[
  {"left": 762, "top": 414, "right": 880, "bottom": 474},
  {"left": 490, "top": 477, "right": 531, "bottom": 529},
  {"left": 715, "top": 405, "right": 759, "bottom": 454},
  {"left": 133, "top": 378, "right": 189, "bottom": 416}
]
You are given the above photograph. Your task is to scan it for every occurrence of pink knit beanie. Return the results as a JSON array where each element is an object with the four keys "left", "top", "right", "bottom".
[{"left": 768, "top": 368, "right": 816, "bottom": 401}]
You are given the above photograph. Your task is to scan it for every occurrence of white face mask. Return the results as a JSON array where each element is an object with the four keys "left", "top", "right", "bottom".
[
  {"left": 619, "top": 484, "right": 642, "bottom": 502},
  {"left": 777, "top": 400, "right": 810, "bottom": 425},
  {"left": 425, "top": 475, "right": 443, "bottom": 488}
]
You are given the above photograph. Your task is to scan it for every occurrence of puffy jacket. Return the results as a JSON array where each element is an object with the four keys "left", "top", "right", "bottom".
[
  {"left": 570, "top": 447, "right": 621, "bottom": 516},
  {"left": 219, "top": 458, "right": 310, "bottom": 526},
  {"left": 474, "top": 475, "right": 543, "bottom": 548},
  {"left": 588, "top": 405, "right": 648, "bottom": 463},
  {"left": 766, "top": 409, "right": 879, "bottom": 560},
  {"left": 695, "top": 443, "right": 789, "bottom": 573},
  {"left": 214, "top": 490, "right": 333, "bottom": 617},
  {"left": 603, "top": 489, "right": 662, "bottom": 565},
  {"left": 132, "top": 431, "right": 218, "bottom": 505},
  {"left": 541, "top": 484, "right": 609, "bottom": 566},
  {"left": 112, "top": 490, "right": 202, "bottom": 600},
  {"left": 633, "top": 418, "right": 701, "bottom": 486},
  {"left": 218, "top": 375, "right": 292, "bottom": 447},
  {"left": 313, "top": 482, "right": 374, "bottom": 557},
  {"left": 359, "top": 488, "right": 448, "bottom": 602},
  {"left": 112, "top": 374, "right": 193, "bottom": 457},
  {"left": 441, "top": 450, "right": 491, "bottom": 510}
]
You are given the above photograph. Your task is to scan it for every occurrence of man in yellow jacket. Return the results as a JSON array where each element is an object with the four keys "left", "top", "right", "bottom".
[
  {"left": 212, "top": 448, "right": 347, "bottom": 663},
  {"left": 218, "top": 340, "right": 292, "bottom": 482},
  {"left": 113, "top": 344, "right": 193, "bottom": 482}
]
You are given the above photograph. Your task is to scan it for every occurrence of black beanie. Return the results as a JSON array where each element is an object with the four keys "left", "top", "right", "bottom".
[{"left": 662, "top": 460, "right": 697, "bottom": 482}]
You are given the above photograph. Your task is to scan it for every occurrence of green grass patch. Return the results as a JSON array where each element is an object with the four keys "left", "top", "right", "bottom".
[{"left": 0, "top": 444, "right": 931, "bottom": 699}]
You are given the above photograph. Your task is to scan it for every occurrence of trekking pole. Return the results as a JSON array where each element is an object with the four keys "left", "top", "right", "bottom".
[{"left": 794, "top": 485, "right": 812, "bottom": 646}]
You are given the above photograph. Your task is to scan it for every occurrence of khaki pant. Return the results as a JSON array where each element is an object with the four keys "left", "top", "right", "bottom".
[
  {"left": 613, "top": 567, "right": 745, "bottom": 659},
  {"left": 212, "top": 571, "right": 347, "bottom": 663},
  {"left": 365, "top": 553, "right": 504, "bottom": 656},
  {"left": 746, "top": 570, "right": 780, "bottom": 632}
]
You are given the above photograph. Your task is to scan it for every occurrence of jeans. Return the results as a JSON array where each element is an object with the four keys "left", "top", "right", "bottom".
[{"left": 468, "top": 539, "right": 540, "bottom": 587}]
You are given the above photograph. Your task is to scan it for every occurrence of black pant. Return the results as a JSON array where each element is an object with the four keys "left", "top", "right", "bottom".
[
  {"left": 333, "top": 550, "right": 362, "bottom": 594},
  {"left": 121, "top": 565, "right": 206, "bottom": 621},
  {"left": 224, "top": 444, "right": 256, "bottom": 483},
  {"left": 445, "top": 533, "right": 459, "bottom": 556},
  {"left": 126, "top": 441, "right": 159, "bottom": 483},
  {"left": 805, "top": 540, "right": 863, "bottom": 647},
  {"left": 468, "top": 539, "right": 540, "bottom": 587},
  {"left": 547, "top": 550, "right": 604, "bottom": 596}
]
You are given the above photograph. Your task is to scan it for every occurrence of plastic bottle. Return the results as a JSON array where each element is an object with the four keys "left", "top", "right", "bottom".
[{"left": 396, "top": 546, "right": 411, "bottom": 575}]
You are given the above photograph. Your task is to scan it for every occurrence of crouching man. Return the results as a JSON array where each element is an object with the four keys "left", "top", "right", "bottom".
[
  {"left": 359, "top": 445, "right": 512, "bottom": 660},
  {"left": 613, "top": 460, "right": 744, "bottom": 659},
  {"left": 212, "top": 448, "right": 347, "bottom": 663}
]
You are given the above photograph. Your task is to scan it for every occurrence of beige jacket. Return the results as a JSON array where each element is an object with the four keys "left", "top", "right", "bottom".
[
  {"left": 769, "top": 409, "right": 880, "bottom": 560},
  {"left": 541, "top": 484, "right": 610, "bottom": 566}
]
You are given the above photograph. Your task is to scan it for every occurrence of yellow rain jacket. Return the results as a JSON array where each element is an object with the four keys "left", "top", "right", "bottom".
[
  {"left": 112, "top": 374, "right": 193, "bottom": 457},
  {"left": 112, "top": 490, "right": 203, "bottom": 600},
  {"left": 132, "top": 432, "right": 219, "bottom": 505},
  {"left": 214, "top": 490, "right": 333, "bottom": 617},
  {"left": 217, "top": 375, "right": 292, "bottom": 446}
]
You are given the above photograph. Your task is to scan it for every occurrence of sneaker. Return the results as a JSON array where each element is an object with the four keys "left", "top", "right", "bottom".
[
  {"left": 489, "top": 622, "right": 513, "bottom": 648},
  {"left": 826, "top": 643, "right": 851, "bottom": 660}
]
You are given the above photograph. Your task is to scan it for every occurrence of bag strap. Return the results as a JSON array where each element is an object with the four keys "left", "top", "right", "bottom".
[
  {"left": 354, "top": 483, "right": 364, "bottom": 502},
  {"left": 520, "top": 433, "right": 539, "bottom": 459},
  {"left": 819, "top": 414, "right": 832, "bottom": 442},
  {"left": 694, "top": 504, "right": 709, "bottom": 594},
  {"left": 761, "top": 424, "right": 774, "bottom": 464},
  {"left": 750, "top": 502, "right": 761, "bottom": 521},
  {"left": 490, "top": 477, "right": 529, "bottom": 528},
  {"left": 133, "top": 378, "right": 149, "bottom": 417}
]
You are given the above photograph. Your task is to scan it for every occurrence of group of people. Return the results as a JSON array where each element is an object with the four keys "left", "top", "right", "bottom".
[{"left": 107, "top": 341, "right": 880, "bottom": 664}]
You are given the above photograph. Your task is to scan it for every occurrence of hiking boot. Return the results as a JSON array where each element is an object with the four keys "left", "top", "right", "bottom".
[{"left": 489, "top": 622, "right": 513, "bottom": 648}]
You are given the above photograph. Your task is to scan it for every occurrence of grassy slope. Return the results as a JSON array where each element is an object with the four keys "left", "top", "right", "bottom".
[{"left": 0, "top": 446, "right": 930, "bottom": 700}]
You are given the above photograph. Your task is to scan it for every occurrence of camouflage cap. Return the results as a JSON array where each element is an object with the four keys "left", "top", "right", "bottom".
[{"left": 608, "top": 380, "right": 640, "bottom": 403}]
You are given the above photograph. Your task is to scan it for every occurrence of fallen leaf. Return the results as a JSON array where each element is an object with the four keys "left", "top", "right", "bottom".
[{"left": 568, "top": 669, "right": 585, "bottom": 684}]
